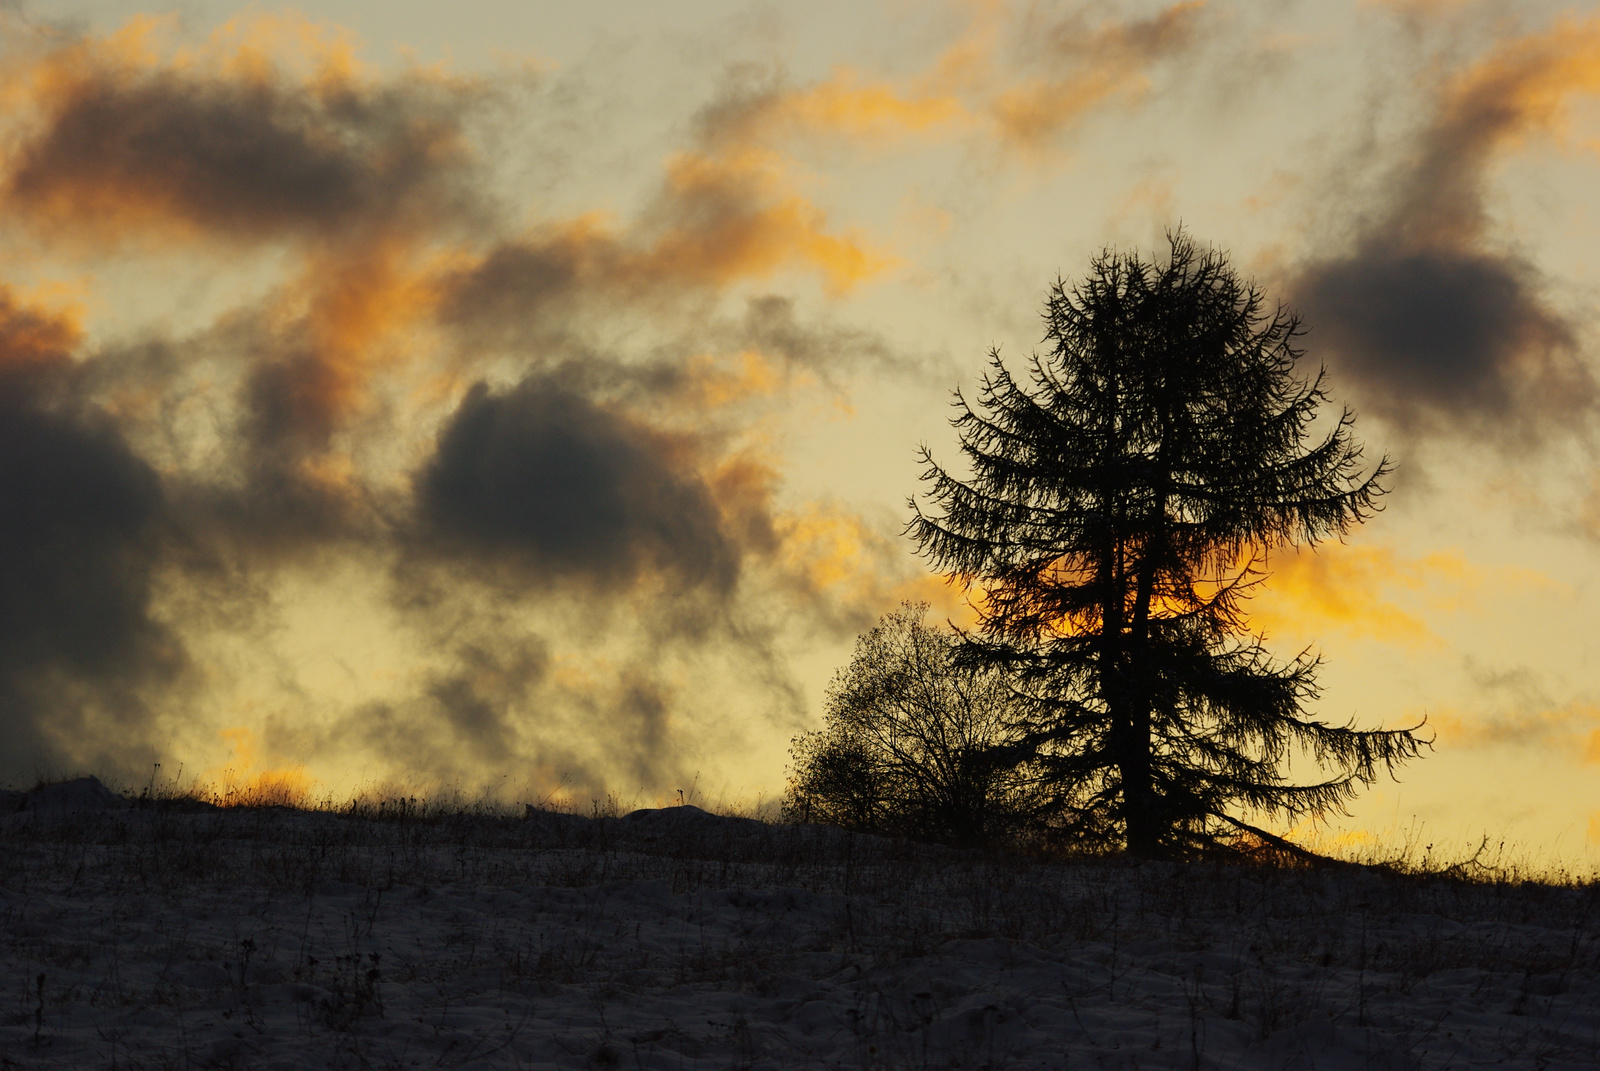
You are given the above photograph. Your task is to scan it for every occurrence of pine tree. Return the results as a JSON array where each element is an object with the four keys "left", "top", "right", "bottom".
[{"left": 907, "top": 234, "right": 1427, "bottom": 857}]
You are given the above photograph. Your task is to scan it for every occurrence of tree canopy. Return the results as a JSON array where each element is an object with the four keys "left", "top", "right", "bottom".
[
  {"left": 786, "top": 602, "right": 1042, "bottom": 846},
  {"left": 906, "top": 233, "right": 1427, "bottom": 857}
]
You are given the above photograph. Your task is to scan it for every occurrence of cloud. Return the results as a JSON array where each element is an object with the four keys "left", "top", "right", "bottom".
[
  {"left": 411, "top": 376, "right": 741, "bottom": 595},
  {"left": 695, "top": 63, "right": 970, "bottom": 149},
  {"left": 1298, "top": 249, "right": 1579, "bottom": 436},
  {"left": 1, "top": 14, "right": 486, "bottom": 248},
  {"left": 689, "top": 3, "right": 1211, "bottom": 158},
  {"left": 128, "top": 270, "right": 427, "bottom": 565},
  {"left": 0, "top": 290, "right": 181, "bottom": 784},
  {"left": 1432, "top": 692, "right": 1600, "bottom": 756},
  {"left": 1245, "top": 542, "right": 1551, "bottom": 647},
  {"left": 0, "top": 11, "right": 931, "bottom": 797},
  {"left": 1295, "top": 14, "right": 1600, "bottom": 445},
  {"left": 296, "top": 595, "right": 731, "bottom": 796},
  {"left": 0, "top": 14, "right": 484, "bottom": 564},
  {"left": 341, "top": 631, "right": 549, "bottom": 775},
  {"left": 992, "top": 1, "right": 1210, "bottom": 148},
  {"left": 440, "top": 148, "right": 893, "bottom": 354}
]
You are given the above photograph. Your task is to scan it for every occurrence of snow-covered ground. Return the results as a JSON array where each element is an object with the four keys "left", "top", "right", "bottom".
[{"left": 1, "top": 779, "right": 1597, "bottom": 1069}]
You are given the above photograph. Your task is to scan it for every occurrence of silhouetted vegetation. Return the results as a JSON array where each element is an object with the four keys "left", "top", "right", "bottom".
[
  {"left": 883, "top": 232, "right": 1426, "bottom": 857},
  {"left": 785, "top": 603, "right": 1043, "bottom": 846}
]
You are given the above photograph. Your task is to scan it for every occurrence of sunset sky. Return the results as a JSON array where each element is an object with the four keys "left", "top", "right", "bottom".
[{"left": 4, "top": 0, "right": 1600, "bottom": 862}]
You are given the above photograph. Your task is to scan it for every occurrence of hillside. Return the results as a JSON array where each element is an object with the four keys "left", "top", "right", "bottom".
[{"left": 0, "top": 779, "right": 1596, "bottom": 1069}]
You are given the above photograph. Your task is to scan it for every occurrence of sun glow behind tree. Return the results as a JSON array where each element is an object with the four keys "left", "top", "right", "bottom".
[{"left": 909, "top": 235, "right": 1427, "bottom": 856}]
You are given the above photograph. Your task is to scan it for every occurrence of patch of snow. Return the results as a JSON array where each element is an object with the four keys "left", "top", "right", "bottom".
[
  {"left": 620, "top": 804, "right": 767, "bottom": 836},
  {"left": 0, "top": 805, "right": 1595, "bottom": 1068},
  {"left": 21, "top": 776, "right": 126, "bottom": 815}
]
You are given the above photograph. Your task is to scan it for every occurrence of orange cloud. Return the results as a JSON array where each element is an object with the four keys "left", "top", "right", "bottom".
[
  {"left": 1438, "top": 14, "right": 1600, "bottom": 151},
  {"left": 709, "top": 66, "right": 969, "bottom": 148},
  {"left": 778, "top": 68, "right": 967, "bottom": 139},
  {"left": 990, "top": 2, "right": 1208, "bottom": 149},
  {"left": 0, "top": 286, "right": 80, "bottom": 373},
  {"left": 680, "top": 350, "right": 794, "bottom": 409},
  {"left": 1246, "top": 543, "right": 1553, "bottom": 646},
  {"left": 264, "top": 238, "right": 450, "bottom": 430},
  {"left": 201, "top": 11, "right": 369, "bottom": 89},
  {"left": 693, "top": 2, "right": 1210, "bottom": 164},
  {"left": 641, "top": 148, "right": 896, "bottom": 293},
  {"left": 768, "top": 505, "right": 977, "bottom": 631},
  {"left": 1391, "top": 14, "right": 1600, "bottom": 246},
  {"left": 707, "top": 453, "right": 783, "bottom": 556},
  {"left": 443, "top": 150, "right": 896, "bottom": 333}
]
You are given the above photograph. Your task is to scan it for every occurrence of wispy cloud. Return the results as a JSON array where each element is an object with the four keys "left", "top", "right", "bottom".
[
  {"left": 690, "top": 2, "right": 1213, "bottom": 159},
  {"left": 990, "top": 1, "right": 1209, "bottom": 149}
]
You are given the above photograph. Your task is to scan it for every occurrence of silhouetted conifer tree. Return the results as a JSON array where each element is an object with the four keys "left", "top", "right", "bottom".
[{"left": 907, "top": 233, "right": 1426, "bottom": 857}]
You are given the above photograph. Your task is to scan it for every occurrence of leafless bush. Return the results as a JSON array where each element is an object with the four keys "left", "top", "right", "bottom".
[{"left": 786, "top": 603, "right": 1047, "bottom": 849}]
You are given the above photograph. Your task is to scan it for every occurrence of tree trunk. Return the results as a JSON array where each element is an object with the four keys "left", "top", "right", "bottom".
[
  {"left": 1122, "top": 466, "right": 1169, "bottom": 858},
  {"left": 1121, "top": 716, "right": 1160, "bottom": 856}
]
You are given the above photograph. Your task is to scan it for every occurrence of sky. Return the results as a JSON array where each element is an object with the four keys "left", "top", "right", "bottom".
[{"left": 2, "top": 0, "right": 1599, "bottom": 863}]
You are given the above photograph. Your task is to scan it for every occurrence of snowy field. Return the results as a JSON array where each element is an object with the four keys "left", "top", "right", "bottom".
[{"left": 1, "top": 779, "right": 1597, "bottom": 1069}]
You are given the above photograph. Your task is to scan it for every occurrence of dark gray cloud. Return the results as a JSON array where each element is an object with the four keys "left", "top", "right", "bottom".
[
  {"left": 1292, "top": 26, "right": 1597, "bottom": 447},
  {"left": 1298, "top": 246, "right": 1585, "bottom": 439},
  {"left": 0, "top": 324, "right": 181, "bottom": 784},
  {"left": 413, "top": 377, "right": 740, "bottom": 594},
  {"left": 5, "top": 60, "right": 485, "bottom": 242},
  {"left": 735, "top": 294, "right": 899, "bottom": 377},
  {"left": 438, "top": 234, "right": 599, "bottom": 347}
]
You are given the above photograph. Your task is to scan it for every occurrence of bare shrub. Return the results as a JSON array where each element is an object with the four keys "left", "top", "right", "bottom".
[{"left": 786, "top": 603, "right": 1044, "bottom": 847}]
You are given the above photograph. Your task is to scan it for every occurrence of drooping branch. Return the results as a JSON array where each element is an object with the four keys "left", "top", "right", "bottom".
[{"left": 907, "top": 231, "right": 1424, "bottom": 857}]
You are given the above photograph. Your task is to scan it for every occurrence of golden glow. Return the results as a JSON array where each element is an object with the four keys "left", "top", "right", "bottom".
[
  {"left": 1246, "top": 543, "right": 1556, "bottom": 647},
  {"left": 768, "top": 505, "right": 978, "bottom": 629},
  {"left": 757, "top": 66, "right": 969, "bottom": 142},
  {"left": 199, "top": 727, "right": 314, "bottom": 808}
]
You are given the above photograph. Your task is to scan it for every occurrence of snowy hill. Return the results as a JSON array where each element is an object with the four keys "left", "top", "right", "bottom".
[{"left": 0, "top": 779, "right": 1595, "bottom": 1068}]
